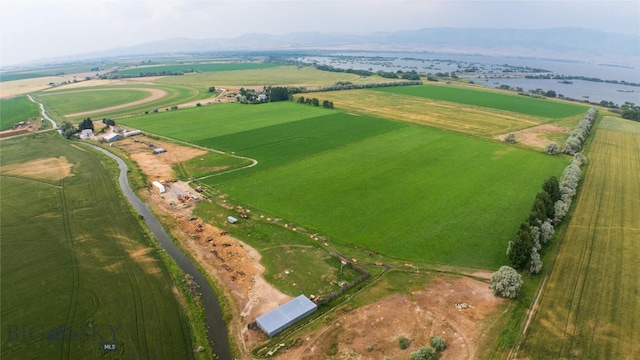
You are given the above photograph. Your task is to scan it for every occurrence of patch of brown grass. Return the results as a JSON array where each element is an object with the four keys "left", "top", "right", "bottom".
[{"left": 1, "top": 156, "right": 73, "bottom": 181}]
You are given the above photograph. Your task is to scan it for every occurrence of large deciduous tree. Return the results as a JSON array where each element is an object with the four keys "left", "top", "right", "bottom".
[{"left": 490, "top": 266, "right": 523, "bottom": 298}]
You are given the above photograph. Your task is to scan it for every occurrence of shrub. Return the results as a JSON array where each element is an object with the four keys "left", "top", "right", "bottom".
[
  {"left": 399, "top": 335, "right": 410, "bottom": 350},
  {"left": 430, "top": 336, "right": 447, "bottom": 352},
  {"left": 410, "top": 346, "right": 438, "bottom": 360},
  {"left": 545, "top": 142, "right": 559, "bottom": 155},
  {"left": 504, "top": 132, "right": 516, "bottom": 144},
  {"left": 490, "top": 266, "right": 523, "bottom": 298}
]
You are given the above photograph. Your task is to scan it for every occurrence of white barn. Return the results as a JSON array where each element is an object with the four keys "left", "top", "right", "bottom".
[
  {"left": 256, "top": 295, "right": 317, "bottom": 337},
  {"left": 103, "top": 132, "right": 122, "bottom": 142}
]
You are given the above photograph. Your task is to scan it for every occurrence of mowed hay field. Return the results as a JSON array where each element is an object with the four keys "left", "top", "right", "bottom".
[
  {"left": 0, "top": 133, "right": 192, "bottom": 359},
  {"left": 303, "top": 84, "right": 587, "bottom": 137},
  {"left": 121, "top": 102, "right": 567, "bottom": 268},
  {"left": 521, "top": 117, "right": 640, "bottom": 359}
]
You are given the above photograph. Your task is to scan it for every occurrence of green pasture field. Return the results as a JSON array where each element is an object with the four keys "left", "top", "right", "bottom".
[
  {"left": 120, "top": 102, "right": 330, "bottom": 140},
  {"left": 35, "top": 84, "right": 204, "bottom": 121},
  {"left": 174, "top": 152, "right": 252, "bottom": 180},
  {"left": 115, "top": 63, "right": 279, "bottom": 76},
  {"left": 158, "top": 65, "right": 405, "bottom": 88},
  {"left": 0, "top": 95, "right": 40, "bottom": 131},
  {"left": 37, "top": 89, "right": 150, "bottom": 116},
  {"left": 300, "top": 89, "right": 582, "bottom": 138},
  {"left": 0, "top": 133, "right": 193, "bottom": 359},
  {"left": 521, "top": 116, "right": 640, "bottom": 359},
  {"left": 375, "top": 84, "right": 587, "bottom": 119},
  {"left": 215, "top": 125, "right": 567, "bottom": 268},
  {"left": 120, "top": 102, "right": 405, "bottom": 183}
]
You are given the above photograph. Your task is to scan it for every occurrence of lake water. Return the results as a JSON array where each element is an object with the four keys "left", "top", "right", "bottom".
[{"left": 294, "top": 51, "right": 640, "bottom": 105}]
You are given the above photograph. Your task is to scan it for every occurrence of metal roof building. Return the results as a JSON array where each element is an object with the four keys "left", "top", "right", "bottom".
[{"left": 256, "top": 295, "right": 317, "bottom": 337}]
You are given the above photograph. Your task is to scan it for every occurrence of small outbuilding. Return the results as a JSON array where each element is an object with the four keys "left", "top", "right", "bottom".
[
  {"left": 124, "top": 130, "right": 142, "bottom": 137},
  {"left": 256, "top": 295, "right": 317, "bottom": 337},
  {"left": 152, "top": 181, "right": 166, "bottom": 193},
  {"left": 227, "top": 216, "right": 238, "bottom": 224},
  {"left": 103, "top": 132, "right": 122, "bottom": 142},
  {"left": 153, "top": 147, "right": 166, "bottom": 155}
]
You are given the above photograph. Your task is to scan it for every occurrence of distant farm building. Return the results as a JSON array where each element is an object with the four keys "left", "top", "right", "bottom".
[
  {"left": 227, "top": 216, "right": 238, "bottom": 224},
  {"left": 256, "top": 295, "right": 317, "bottom": 337},
  {"left": 153, "top": 147, "right": 166, "bottom": 155},
  {"left": 79, "top": 129, "right": 94, "bottom": 139},
  {"left": 123, "top": 130, "right": 142, "bottom": 137},
  {"left": 152, "top": 181, "right": 166, "bottom": 193},
  {"left": 102, "top": 132, "right": 122, "bottom": 142}
]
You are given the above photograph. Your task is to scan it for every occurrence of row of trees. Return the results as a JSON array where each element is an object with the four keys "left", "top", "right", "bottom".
[
  {"left": 314, "top": 64, "right": 421, "bottom": 80},
  {"left": 298, "top": 80, "right": 422, "bottom": 94},
  {"left": 506, "top": 176, "right": 560, "bottom": 273},
  {"left": 553, "top": 153, "right": 587, "bottom": 224},
  {"left": 562, "top": 108, "right": 598, "bottom": 154},
  {"left": 296, "top": 96, "right": 334, "bottom": 109},
  {"left": 492, "top": 108, "right": 597, "bottom": 298}
]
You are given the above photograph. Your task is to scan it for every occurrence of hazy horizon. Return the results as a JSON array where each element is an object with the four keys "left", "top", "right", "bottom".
[{"left": 2, "top": 0, "right": 639, "bottom": 66}]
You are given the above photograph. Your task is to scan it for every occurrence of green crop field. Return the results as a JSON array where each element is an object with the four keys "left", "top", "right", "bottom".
[
  {"left": 115, "top": 62, "right": 279, "bottom": 76},
  {"left": 122, "top": 102, "right": 567, "bottom": 268},
  {"left": 215, "top": 125, "right": 567, "bottom": 268},
  {"left": 37, "top": 89, "right": 151, "bottom": 116},
  {"left": 120, "top": 102, "right": 331, "bottom": 140},
  {"left": 0, "top": 95, "right": 41, "bottom": 131},
  {"left": 158, "top": 65, "right": 406, "bottom": 88},
  {"left": 375, "top": 84, "right": 587, "bottom": 119},
  {"left": 0, "top": 133, "right": 193, "bottom": 359},
  {"left": 521, "top": 117, "right": 640, "bottom": 359}
]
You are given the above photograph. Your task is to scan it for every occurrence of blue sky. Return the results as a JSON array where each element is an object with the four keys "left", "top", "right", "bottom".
[{"left": 1, "top": 0, "right": 639, "bottom": 66}]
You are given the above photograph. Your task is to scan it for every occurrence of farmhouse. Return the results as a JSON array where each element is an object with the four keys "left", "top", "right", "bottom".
[
  {"left": 152, "top": 181, "right": 166, "bottom": 193},
  {"left": 78, "top": 129, "right": 94, "bottom": 139},
  {"left": 102, "top": 132, "right": 122, "bottom": 142},
  {"left": 256, "top": 295, "right": 317, "bottom": 337}
]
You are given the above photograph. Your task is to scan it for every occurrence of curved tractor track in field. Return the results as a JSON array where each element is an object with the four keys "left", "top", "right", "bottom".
[
  {"left": 142, "top": 131, "right": 259, "bottom": 181},
  {"left": 62, "top": 88, "right": 168, "bottom": 118}
]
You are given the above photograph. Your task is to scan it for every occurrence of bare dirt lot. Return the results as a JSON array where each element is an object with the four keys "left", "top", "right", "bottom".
[
  {"left": 114, "top": 135, "right": 206, "bottom": 182},
  {"left": 274, "top": 276, "right": 505, "bottom": 360}
]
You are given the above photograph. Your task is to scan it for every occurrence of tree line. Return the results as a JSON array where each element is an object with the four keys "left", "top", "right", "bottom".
[
  {"left": 492, "top": 108, "right": 597, "bottom": 298},
  {"left": 314, "top": 64, "right": 422, "bottom": 80},
  {"left": 561, "top": 108, "right": 598, "bottom": 154}
]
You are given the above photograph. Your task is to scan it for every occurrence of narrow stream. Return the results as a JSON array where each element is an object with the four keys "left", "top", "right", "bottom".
[{"left": 84, "top": 143, "right": 232, "bottom": 360}]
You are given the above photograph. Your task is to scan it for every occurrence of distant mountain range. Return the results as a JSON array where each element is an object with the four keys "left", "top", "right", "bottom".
[{"left": 53, "top": 27, "right": 640, "bottom": 65}]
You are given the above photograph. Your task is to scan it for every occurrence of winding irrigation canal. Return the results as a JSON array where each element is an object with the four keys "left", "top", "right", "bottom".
[{"left": 83, "top": 144, "right": 233, "bottom": 360}]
